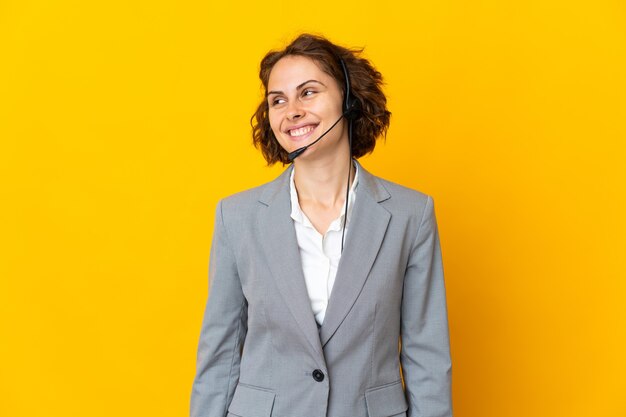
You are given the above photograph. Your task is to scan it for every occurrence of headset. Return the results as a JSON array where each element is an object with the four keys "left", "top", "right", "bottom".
[{"left": 287, "top": 54, "right": 360, "bottom": 253}]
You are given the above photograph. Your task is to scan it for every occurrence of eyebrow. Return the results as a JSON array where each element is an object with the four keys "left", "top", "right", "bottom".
[{"left": 267, "top": 79, "right": 326, "bottom": 96}]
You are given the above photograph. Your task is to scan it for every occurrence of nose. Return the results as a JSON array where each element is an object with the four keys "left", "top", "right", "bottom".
[{"left": 286, "top": 100, "right": 304, "bottom": 121}]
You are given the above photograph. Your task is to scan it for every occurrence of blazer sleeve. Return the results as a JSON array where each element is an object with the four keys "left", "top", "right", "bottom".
[
  {"left": 190, "top": 199, "right": 248, "bottom": 417},
  {"left": 400, "top": 195, "right": 453, "bottom": 417}
]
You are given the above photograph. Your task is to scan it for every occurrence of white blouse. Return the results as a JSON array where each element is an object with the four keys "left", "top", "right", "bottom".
[{"left": 289, "top": 162, "right": 359, "bottom": 326}]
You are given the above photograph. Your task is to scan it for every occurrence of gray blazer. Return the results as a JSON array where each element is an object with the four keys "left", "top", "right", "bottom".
[{"left": 191, "top": 160, "right": 452, "bottom": 417}]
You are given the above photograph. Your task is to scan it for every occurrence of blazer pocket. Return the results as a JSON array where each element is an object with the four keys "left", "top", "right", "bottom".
[
  {"left": 228, "top": 383, "right": 276, "bottom": 417},
  {"left": 365, "top": 380, "right": 408, "bottom": 417}
]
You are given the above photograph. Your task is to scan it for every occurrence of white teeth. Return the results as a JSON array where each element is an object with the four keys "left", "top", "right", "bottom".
[{"left": 289, "top": 126, "right": 314, "bottom": 137}]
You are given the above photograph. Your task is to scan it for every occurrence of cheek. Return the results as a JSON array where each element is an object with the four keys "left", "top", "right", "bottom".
[
  {"left": 268, "top": 111, "right": 284, "bottom": 138},
  {"left": 267, "top": 109, "right": 276, "bottom": 127},
  {"left": 320, "top": 96, "right": 343, "bottom": 118}
]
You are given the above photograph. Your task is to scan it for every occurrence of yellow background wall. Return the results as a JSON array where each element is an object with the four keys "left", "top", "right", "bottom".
[{"left": 1, "top": 1, "right": 624, "bottom": 416}]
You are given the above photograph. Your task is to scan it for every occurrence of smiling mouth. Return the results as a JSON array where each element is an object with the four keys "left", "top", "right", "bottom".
[{"left": 288, "top": 125, "right": 317, "bottom": 138}]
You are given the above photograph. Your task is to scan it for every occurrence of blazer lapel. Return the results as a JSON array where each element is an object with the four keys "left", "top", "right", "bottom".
[
  {"left": 319, "top": 162, "right": 391, "bottom": 346},
  {"left": 257, "top": 166, "right": 325, "bottom": 362}
]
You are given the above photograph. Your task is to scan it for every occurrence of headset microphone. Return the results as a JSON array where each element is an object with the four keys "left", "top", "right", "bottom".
[{"left": 287, "top": 110, "right": 351, "bottom": 161}]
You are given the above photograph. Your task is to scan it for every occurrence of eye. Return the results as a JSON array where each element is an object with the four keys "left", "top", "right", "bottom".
[
  {"left": 270, "top": 97, "right": 286, "bottom": 107},
  {"left": 302, "top": 89, "right": 316, "bottom": 97}
]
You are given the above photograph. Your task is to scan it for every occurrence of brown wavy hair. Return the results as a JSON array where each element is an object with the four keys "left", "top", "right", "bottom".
[{"left": 251, "top": 33, "right": 391, "bottom": 166}]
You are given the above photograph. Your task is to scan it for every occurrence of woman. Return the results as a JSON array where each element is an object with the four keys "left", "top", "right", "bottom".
[{"left": 191, "top": 34, "right": 453, "bottom": 417}]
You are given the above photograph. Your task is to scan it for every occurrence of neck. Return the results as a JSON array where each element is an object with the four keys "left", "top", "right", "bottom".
[{"left": 292, "top": 152, "right": 355, "bottom": 208}]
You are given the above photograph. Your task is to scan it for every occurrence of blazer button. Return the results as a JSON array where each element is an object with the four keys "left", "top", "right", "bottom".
[{"left": 312, "top": 369, "right": 325, "bottom": 382}]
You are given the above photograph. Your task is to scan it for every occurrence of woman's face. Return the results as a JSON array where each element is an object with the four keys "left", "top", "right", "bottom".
[{"left": 267, "top": 55, "right": 346, "bottom": 160}]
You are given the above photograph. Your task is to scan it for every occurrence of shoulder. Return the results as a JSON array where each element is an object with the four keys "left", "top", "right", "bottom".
[
  {"left": 220, "top": 183, "right": 265, "bottom": 210},
  {"left": 376, "top": 176, "right": 430, "bottom": 203},
  {"left": 363, "top": 169, "right": 433, "bottom": 216},
  {"left": 216, "top": 166, "right": 291, "bottom": 220},
  {"left": 363, "top": 171, "right": 438, "bottom": 243},
  {"left": 215, "top": 183, "right": 267, "bottom": 225}
]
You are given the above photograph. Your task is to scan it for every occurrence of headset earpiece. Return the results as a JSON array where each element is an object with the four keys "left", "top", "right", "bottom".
[
  {"left": 344, "top": 96, "right": 360, "bottom": 121},
  {"left": 338, "top": 57, "right": 360, "bottom": 121}
]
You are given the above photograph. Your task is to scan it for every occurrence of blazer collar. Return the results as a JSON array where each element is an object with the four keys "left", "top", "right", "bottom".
[{"left": 257, "top": 160, "right": 391, "bottom": 361}]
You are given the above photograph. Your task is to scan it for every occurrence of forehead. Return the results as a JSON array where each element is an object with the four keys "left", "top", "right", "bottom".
[{"left": 267, "top": 55, "right": 336, "bottom": 90}]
